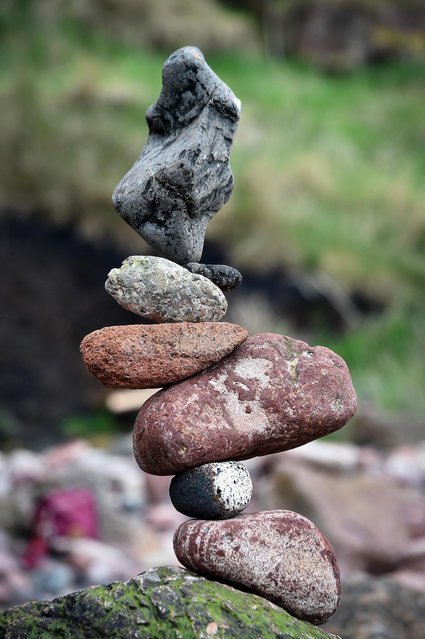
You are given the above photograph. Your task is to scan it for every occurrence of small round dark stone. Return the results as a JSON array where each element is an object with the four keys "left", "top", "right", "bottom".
[
  {"left": 185, "top": 263, "right": 242, "bottom": 291},
  {"left": 169, "top": 461, "right": 252, "bottom": 519}
]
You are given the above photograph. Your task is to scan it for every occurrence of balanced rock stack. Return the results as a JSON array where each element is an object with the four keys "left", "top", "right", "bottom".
[{"left": 80, "top": 46, "right": 357, "bottom": 627}]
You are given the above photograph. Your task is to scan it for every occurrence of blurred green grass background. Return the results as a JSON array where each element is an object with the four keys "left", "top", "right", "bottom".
[{"left": 0, "top": 0, "right": 424, "bottom": 424}]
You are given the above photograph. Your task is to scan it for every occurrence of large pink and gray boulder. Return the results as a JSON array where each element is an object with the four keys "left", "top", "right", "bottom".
[
  {"left": 173, "top": 510, "right": 341, "bottom": 625},
  {"left": 134, "top": 333, "right": 357, "bottom": 475},
  {"left": 80, "top": 322, "right": 248, "bottom": 388}
]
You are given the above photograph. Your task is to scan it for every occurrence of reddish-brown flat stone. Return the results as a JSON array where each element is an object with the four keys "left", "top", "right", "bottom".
[
  {"left": 80, "top": 323, "right": 248, "bottom": 388},
  {"left": 134, "top": 333, "right": 357, "bottom": 474},
  {"left": 173, "top": 510, "right": 341, "bottom": 625}
]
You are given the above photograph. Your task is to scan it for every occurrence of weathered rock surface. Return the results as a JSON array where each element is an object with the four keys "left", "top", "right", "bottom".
[
  {"left": 0, "top": 566, "right": 338, "bottom": 639},
  {"left": 134, "top": 333, "right": 357, "bottom": 474},
  {"left": 170, "top": 461, "right": 252, "bottom": 519},
  {"left": 112, "top": 46, "right": 241, "bottom": 264},
  {"left": 325, "top": 574, "right": 425, "bottom": 639},
  {"left": 105, "top": 256, "right": 227, "bottom": 323},
  {"left": 185, "top": 263, "right": 243, "bottom": 291},
  {"left": 80, "top": 322, "right": 248, "bottom": 388},
  {"left": 174, "top": 511, "right": 341, "bottom": 625}
]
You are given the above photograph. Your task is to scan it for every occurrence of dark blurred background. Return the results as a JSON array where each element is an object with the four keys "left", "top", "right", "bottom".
[{"left": 0, "top": 1, "right": 424, "bottom": 633}]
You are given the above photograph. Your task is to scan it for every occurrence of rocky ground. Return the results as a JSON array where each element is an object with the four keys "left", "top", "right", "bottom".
[{"left": 1, "top": 436, "right": 425, "bottom": 636}]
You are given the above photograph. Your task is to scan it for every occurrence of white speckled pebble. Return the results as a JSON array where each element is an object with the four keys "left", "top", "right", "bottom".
[
  {"left": 105, "top": 256, "right": 227, "bottom": 323},
  {"left": 169, "top": 462, "right": 252, "bottom": 519}
]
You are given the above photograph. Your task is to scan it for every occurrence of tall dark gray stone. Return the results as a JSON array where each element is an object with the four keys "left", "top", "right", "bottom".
[{"left": 112, "top": 46, "right": 241, "bottom": 264}]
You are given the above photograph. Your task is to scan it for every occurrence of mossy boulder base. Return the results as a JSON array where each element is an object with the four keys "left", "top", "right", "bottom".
[
  {"left": 134, "top": 333, "right": 357, "bottom": 475},
  {"left": 0, "top": 566, "right": 339, "bottom": 639}
]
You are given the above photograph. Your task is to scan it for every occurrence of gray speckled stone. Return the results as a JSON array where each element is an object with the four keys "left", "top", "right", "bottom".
[
  {"left": 105, "top": 256, "right": 227, "bottom": 323},
  {"left": 185, "top": 263, "right": 242, "bottom": 291},
  {"left": 170, "top": 461, "right": 252, "bottom": 519},
  {"left": 112, "top": 46, "right": 241, "bottom": 264}
]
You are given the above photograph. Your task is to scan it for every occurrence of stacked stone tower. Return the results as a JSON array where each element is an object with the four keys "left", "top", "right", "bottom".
[{"left": 80, "top": 47, "right": 357, "bottom": 626}]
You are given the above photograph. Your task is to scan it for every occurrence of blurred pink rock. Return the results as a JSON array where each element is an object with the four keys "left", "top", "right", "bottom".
[
  {"left": 144, "top": 474, "right": 172, "bottom": 505},
  {"left": 145, "top": 503, "right": 187, "bottom": 532},
  {"left": 385, "top": 444, "right": 425, "bottom": 487},
  {"left": 261, "top": 452, "right": 425, "bottom": 577},
  {"left": 280, "top": 440, "right": 381, "bottom": 474},
  {"left": 51, "top": 537, "right": 138, "bottom": 584},
  {"left": 0, "top": 542, "right": 35, "bottom": 604}
]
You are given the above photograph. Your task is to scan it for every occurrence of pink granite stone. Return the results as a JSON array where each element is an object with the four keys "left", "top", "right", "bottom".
[
  {"left": 134, "top": 333, "right": 357, "bottom": 475},
  {"left": 173, "top": 510, "right": 341, "bottom": 624}
]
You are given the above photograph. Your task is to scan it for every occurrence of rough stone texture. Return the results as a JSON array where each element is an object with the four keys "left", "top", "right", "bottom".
[
  {"left": 134, "top": 333, "right": 357, "bottom": 475},
  {"left": 80, "top": 322, "right": 248, "bottom": 389},
  {"left": 0, "top": 566, "right": 339, "bottom": 639},
  {"left": 105, "top": 256, "right": 227, "bottom": 323},
  {"left": 185, "top": 263, "right": 243, "bottom": 291},
  {"left": 325, "top": 574, "right": 425, "bottom": 639},
  {"left": 112, "top": 46, "right": 241, "bottom": 264},
  {"left": 174, "top": 511, "right": 341, "bottom": 625},
  {"left": 170, "top": 461, "right": 252, "bottom": 519}
]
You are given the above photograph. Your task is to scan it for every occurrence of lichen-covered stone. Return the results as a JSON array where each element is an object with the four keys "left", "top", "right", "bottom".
[
  {"left": 112, "top": 46, "right": 241, "bottom": 264},
  {"left": 185, "top": 263, "right": 243, "bottom": 291},
  {"left": 0, "top": 566, "right": 339, "bottom": 639},
  {"left": 80, "top": 322, "right": 248, "bottom": 388},
  {"left": 174, "top": 511, "right": 341, "bottom": 625},
  {"left": 105, "top": 256, "right": 227, "bottom": 323},
  {"left": 170, "top": 461, "right": 252, "bottom": 519},
  {"left": 134, "top": 333, "right": 357, "bottom": 475}
]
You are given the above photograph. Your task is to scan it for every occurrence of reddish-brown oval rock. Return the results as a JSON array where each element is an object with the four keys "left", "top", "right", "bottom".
[
  {"left": 173, "top": 510, "right": 341, "bottom": 624},
  {"left": 80, "top": 322, "right": 248, "bottom": 388},
  {"left": 134, "top": 333, "right": 357, "bottom": 474}
]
